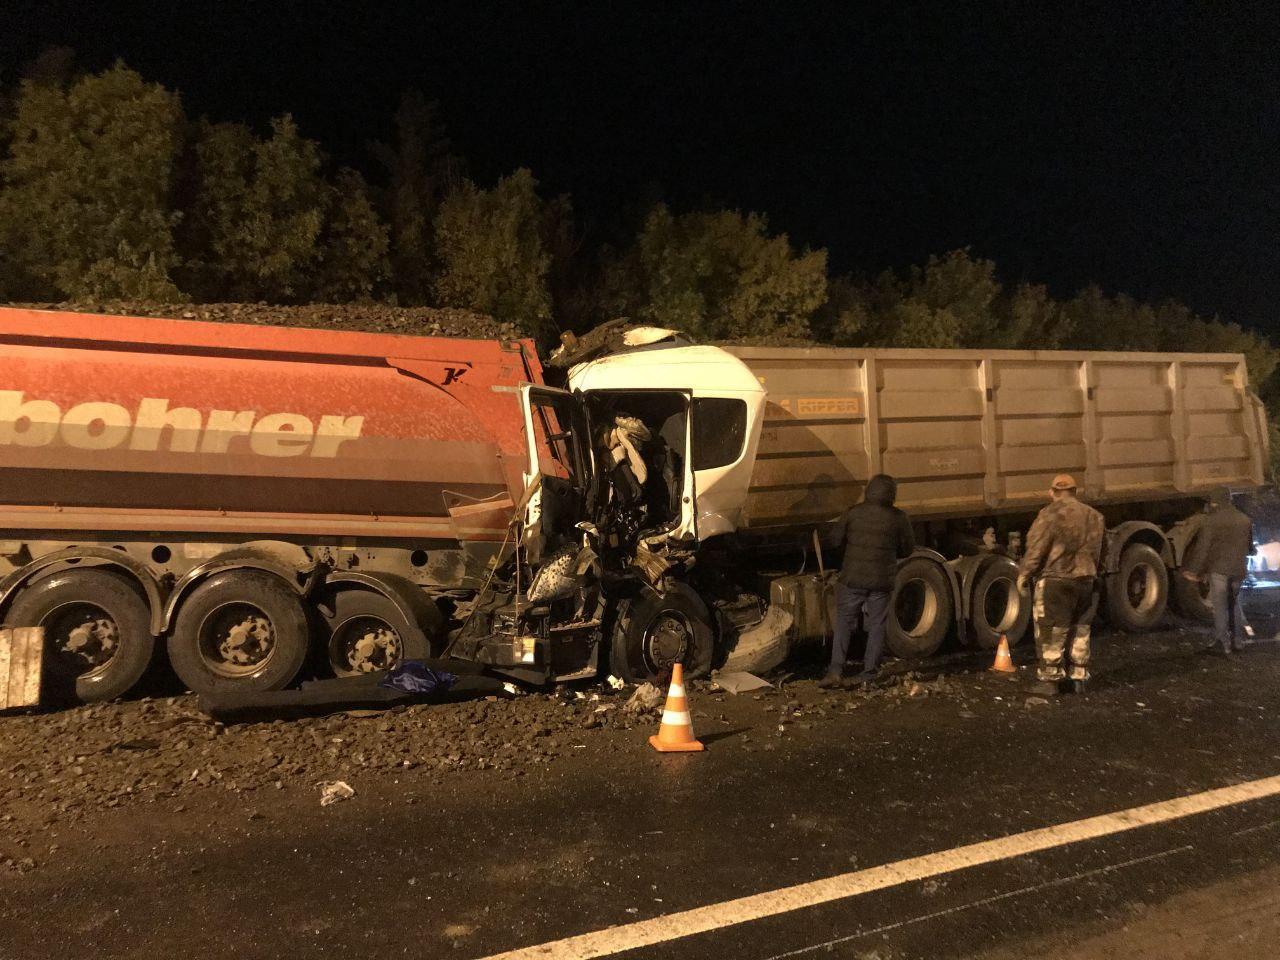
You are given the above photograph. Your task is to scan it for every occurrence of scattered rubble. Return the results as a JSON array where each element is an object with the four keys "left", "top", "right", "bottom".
[
  {"left": 624, "top": 683, "right": 665, "bottom": 715},
  {"left": 18, "top": 301, "right": 516, "bottom": 342},
  {"left": 0, "top": 627, "right": 1235, "bottom": 870}
]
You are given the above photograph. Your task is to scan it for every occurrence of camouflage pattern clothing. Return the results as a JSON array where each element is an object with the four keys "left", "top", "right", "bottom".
[
  {"left": 1032, "top": 577, "right": 1097, "bottom": 682},
  {"left": 1021, "top": 495, "right": 1105, "bottom": 683},
  {"left": 1019, "top": 497, "right": 1106, "bottom": 581}
]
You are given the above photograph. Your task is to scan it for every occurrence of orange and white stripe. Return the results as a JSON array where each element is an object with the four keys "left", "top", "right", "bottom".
[{"left": 649, "top": 663, "right": 705, "bottom": 753}]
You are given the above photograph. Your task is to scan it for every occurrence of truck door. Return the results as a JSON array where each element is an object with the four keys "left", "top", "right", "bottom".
[{"left": 517, "top": 385, "right": 594, "bottom": 559}]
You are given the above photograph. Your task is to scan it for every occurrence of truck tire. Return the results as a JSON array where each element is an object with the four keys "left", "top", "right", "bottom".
[
  {"left": 609, "top": 582, "right": 715, "bottom": 684},
  {"left": 1105, "top": 543, "right": 1169, "bottom": 632},
  {"left": 168, "top": 571, "right": 310, "bottom": 694},
  {"left": 1171, "top": 572, "right": 1214, "bottom": 623},
  {"left": 969, "top": 561, "right": 1031, "bottom": 649},
  {"left": 4, "top": 568, "right": 154, "bottom": 704},
  {"left": 320, "top": 589, "right": 432, "bottom": 677},
  {"left": 887, "top": 558, "right": 953, "bottom": 659}
]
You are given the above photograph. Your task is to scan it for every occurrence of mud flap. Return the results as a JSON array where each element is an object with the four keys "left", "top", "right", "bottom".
[{"left": 720, "top": 606, "right": 793, "bottom": 674}]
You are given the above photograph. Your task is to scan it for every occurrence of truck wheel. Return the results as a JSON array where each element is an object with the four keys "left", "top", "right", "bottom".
[
  {"left": 4, "top": 568, "right": 154, "bottom": 704},
  {"left": 320, "top": 589, "right": 432, "bottom": 677},
  {"left": 1105, "top": 543, "right": 1169, "bottom": 632},
  {"left": 609, "top": 583, "right": 715, "bottom": 684},
  {"left": 1171, "top": 570, "right": 1214, "bottom": 622},
  {"left": 970, "top": 561, "right": 1031, "bottom": 649},
  {"left": 168, "top": 571, "right": 310, "bottom": 694},
  {"left": 887, "top": 558, "right": 953, "bottom": 659}
]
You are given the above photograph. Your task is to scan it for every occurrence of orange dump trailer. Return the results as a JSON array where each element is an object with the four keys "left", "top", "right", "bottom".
[{"left": 0, "top": 308, "right": 541, "bottom": 700}]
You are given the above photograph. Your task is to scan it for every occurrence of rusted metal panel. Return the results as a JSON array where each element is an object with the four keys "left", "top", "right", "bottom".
[
  {"left": 0, "top": 308, "right": 538, "bottom": 544},
  {"left": 0, "top": 627, "right": 42, "bottom": 710},
  {"left": 727, "top": 346, "right": 1267, "bottom": 527}
]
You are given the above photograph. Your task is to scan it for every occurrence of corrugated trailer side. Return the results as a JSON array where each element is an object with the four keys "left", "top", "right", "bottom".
[{"left": 725, "top": 346, "right": 1268, "bottom": 529}]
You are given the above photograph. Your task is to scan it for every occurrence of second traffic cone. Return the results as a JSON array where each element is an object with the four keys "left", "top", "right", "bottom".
[
  {"left": 991, "top": 634, "right": 1016, "bottom": 673},
  {"left": 649, "top": 662, "right": 705, "bottom": 753}
]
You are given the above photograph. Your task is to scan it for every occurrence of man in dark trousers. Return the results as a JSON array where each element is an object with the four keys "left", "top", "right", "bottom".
[
  {"left": 821, "top": 473, "right": 915, "bottom": 687},
  {"left": 1017, "top": 474, "right": 1105, "bottom": 695},
  {"left": 1181, "top": 488, "right": 1254, "bottom": 655}
]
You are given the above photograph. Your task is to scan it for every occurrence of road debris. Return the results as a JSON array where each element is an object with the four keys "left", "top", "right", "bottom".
[
  {"left": 711, "top": 671, "right": 772, "bottom": 695},
  {"left": 625, "top": 683, "right": 665, "bottom": 714},
  {"left": 319, "top": 780, "right": 355, "bottom": 806}
]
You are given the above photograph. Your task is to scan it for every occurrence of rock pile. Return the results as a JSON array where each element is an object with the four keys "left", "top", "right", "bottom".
[{"left": 14, "top": 300, "right": 519, "bottom": 342}]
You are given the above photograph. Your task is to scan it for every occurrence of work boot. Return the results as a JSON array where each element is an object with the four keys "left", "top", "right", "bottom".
[
  {"left": 818, "top": 670, "right": 843, "bottom": 689},
  {"left": 1071, "top": 679, "right": 1089, "bottom": 695}
]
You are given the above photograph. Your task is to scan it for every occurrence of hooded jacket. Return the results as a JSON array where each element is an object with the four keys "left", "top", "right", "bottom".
[
  {"left": 836, "top": 474, "right": 915, "bottom": 592},
  {"left": 1184, "top": 491, "right": 1254, "bottom": 579}
]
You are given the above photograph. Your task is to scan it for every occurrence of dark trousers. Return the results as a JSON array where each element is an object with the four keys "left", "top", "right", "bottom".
[{"left": 829, "top": 583, "right": 890, "bottom": 677}]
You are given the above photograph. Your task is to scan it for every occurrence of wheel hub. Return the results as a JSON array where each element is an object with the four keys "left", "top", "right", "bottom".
[
  {"left": 1127, "top": 564, "right": 1159, "bottom": 612},
  {"left": 221, "top": 616, "right": 274, "bottom": 665},
  {"left": 346, "top": 622, "right": 401, "bottom": 673},
  {"left": 57, "top": 615, "right": 118, "bottom": 669},
  {"left": 644, "top": 612, "right": 691, "bottom": 671},
  {"left": 199, "top": 603, "right": 278, "bottom": 677}
]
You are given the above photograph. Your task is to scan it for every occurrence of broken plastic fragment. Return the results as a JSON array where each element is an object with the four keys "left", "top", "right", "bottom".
[
  {"left": 711, "top": 671, "right": 771, "bottom": 695},
  {"left": 319, "top": 780, "right": 355, "bottom": 806}
]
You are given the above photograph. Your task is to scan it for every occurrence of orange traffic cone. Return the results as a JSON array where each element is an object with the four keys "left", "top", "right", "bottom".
[
  {"left": 991, "top": 634, "right": 1016, "bottom": 674},
  {"left": 648, "top": 662, "right": 705, "bottom": 753}
]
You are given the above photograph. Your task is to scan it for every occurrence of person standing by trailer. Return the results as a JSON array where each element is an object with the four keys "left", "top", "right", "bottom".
[
  {"left": 1181, "top": 488, "right": 1254, "bottom": 655},
  {"left": 1017, "top": 474, "right": 1105, "bottom": 695},
  {"left": 820, "top": 474, "right": 915, "bottom": 687}
]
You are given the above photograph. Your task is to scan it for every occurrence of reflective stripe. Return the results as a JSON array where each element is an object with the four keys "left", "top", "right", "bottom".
[
  {"left": 661, "top": 710, "right": 691, "bottom": 727},
  {"left": 669, "top": 682, "right": 686, "bottom": 699}
]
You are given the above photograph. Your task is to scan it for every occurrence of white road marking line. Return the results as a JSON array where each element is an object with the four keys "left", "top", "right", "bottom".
[
  {"left": 759, "top": 845, "right": 1195, "bottom": 960},
  {"left": 1230, "top": 817, "right": 1280, "bottom": 838},
  {"left": 476, "top": 774, "right": 1280, "bottom": 960}
]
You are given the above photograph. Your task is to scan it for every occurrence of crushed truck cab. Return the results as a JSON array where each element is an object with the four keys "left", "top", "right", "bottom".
[{"left": 451, "top": 337, "right": 769, "bottom": 683}]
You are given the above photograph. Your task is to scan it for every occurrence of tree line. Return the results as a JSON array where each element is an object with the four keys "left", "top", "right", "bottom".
[{"left": 2, "top": 55, "right": 1278, "bottom": 447}]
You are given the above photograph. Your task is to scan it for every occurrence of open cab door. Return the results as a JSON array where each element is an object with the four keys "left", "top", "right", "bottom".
[{"left": 517, "top": 384, "right": 595, "bottom": 562}]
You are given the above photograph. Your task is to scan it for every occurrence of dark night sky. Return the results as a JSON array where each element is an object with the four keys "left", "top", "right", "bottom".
[{"left": 4, "top": 2, "right": 1279, "bottom": 332}]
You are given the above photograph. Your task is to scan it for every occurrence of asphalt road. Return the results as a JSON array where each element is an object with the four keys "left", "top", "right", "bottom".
[{"left": 4, "top": 608, "right": 1280, "bottom": 960}]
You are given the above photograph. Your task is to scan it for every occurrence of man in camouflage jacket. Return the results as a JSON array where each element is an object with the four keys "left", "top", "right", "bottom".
[{"left": 1017, "top": 474, "right": 1105, "bottom": 694}]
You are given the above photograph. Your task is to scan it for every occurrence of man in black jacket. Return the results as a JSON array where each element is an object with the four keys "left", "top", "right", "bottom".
[
  {"left": 1181, "top": 488, "right": 1255, "bottom": 654},
  {"left": 821, "top": 473, "right": 915, "bottom": 687}
]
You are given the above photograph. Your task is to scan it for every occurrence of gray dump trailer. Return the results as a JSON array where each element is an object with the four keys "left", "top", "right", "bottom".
[{"left": 716, "top": 345, "right": 1269, "bottom": 663}]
